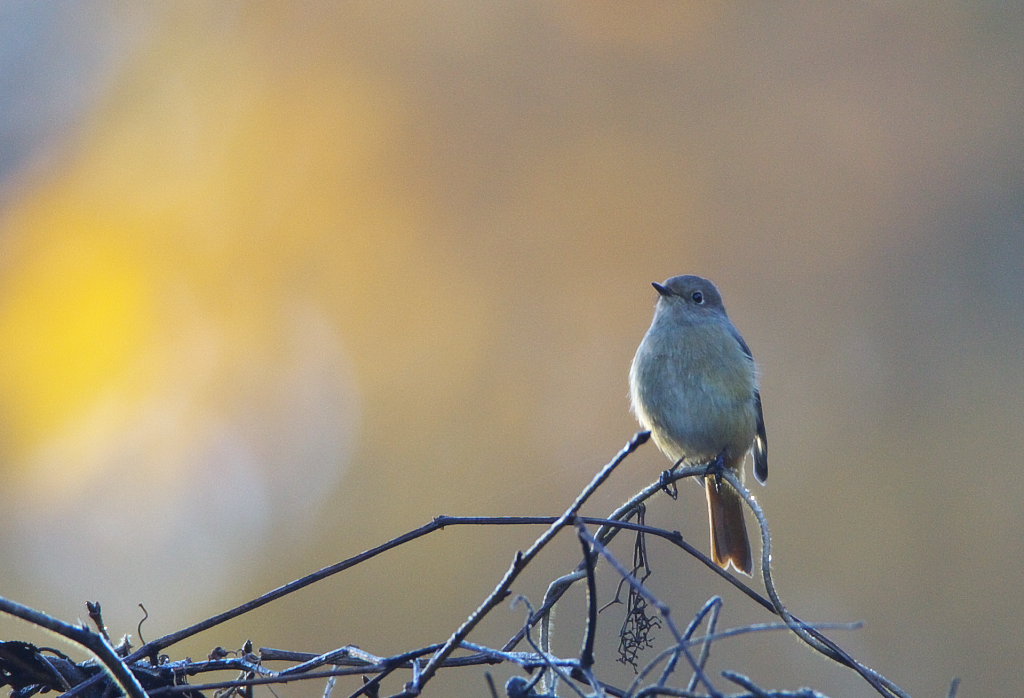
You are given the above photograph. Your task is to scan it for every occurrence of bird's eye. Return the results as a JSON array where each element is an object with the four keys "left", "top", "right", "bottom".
[{"left": 691, "top": 291, "right": 704, "bottom": 304}]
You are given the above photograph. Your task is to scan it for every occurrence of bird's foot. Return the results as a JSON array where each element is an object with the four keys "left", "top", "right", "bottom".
[
  {"left": 703, "top": 452, "right": 728, "bottom": 493},
  {"left": 658, "top": 465, "right": 679, "bottom": 499}
]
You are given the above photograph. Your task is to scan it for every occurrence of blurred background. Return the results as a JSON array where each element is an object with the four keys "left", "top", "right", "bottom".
[{"left": 0, "top": 3, "right": 1021, "bottom": 696}]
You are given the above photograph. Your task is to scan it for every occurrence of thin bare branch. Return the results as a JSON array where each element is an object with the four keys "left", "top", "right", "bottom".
[
  {"left": 0, "top": 596, "right": 148, "bottom": 698},
  {"left": 397, "top": 430, "right": 651, "bottom": 696},
  {"left": 2, "top": 433, "right": 928, "bottom": 698},
  {"left": 720, "top": 467, "right": 910, "bottom": 698}
]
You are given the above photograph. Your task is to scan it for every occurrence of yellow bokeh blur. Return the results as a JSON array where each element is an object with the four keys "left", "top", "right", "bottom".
[{"left": 0, "top": 232, "right": 154, "bottom": 453}]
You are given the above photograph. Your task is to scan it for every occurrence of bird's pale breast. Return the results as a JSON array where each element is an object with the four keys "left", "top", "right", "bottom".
[{"left": 630, "top": 319, "right": 757, "bottom": 465}]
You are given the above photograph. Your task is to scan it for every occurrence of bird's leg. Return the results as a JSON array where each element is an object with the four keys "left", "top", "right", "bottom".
[
  {"left": 658, "top": 458, "right": 684, "bottom": 498},
  {"left": 703, "top": 451, "right": 728, "bottom": 493}
]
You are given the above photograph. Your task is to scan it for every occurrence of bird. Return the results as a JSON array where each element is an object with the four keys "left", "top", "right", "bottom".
[{"left": 629, "top": 275, "right": 767, "bottom": 574}]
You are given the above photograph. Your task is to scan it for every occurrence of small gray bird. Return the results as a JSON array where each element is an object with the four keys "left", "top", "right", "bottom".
[{"left": 629, "top": 275, "right": 767, "bottom": 574}]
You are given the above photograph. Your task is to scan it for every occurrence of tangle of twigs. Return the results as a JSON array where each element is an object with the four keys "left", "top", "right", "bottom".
[{"left": 0, "top": 432, "right": 942, "bottom": 698}]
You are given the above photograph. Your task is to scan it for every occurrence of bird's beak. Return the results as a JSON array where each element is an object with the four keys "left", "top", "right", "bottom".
[{"left": 652, "top": 282, "right": 672, "bottom": 297}]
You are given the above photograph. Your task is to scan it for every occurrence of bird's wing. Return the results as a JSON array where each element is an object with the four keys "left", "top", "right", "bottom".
[{"left": 731, "top": 327, "right": 768, "bottom": 484}]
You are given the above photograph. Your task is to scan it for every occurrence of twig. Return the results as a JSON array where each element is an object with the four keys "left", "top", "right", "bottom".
[
  {"left": 0, "top": 596, "right": 148, "bottom": 698},
  {"left": 494, "top": 465, "right": 910, "bottom": 698},
  {"left": 722, "top": 671, "right": 827, "bottom": 698},
  {"left": 129, "top": 524, "right": 449, "bottom": 664},
  {"left": 397, "top": 431, "right": 651, "bottom": 696},
  {"left": 503, "top": 464, "right": 762, "bottom": 658},
  {"left": 85, "top": 601, "right": 110, "bottom": 643},
  {"left": 721, "top": 670, "right": 772, "bottom": 697},
  {"left": 720, "top": 467, "right": 910, "bottom": 698},
  {"left": 518, "top": 602, "right": 589, "bottom": 698},
  {"left": 485, "top": 672, "right": 500, "bottom": 698},
  {"left": 676, "top": 596, "right": 720, "bottom": 693},
  {"left": 20, "top": 433, "right": 921, "bottom": 698},
  {"left": 577, "top": 524, "right": 598, "bottom": 672},
  {"left": 573, "top": 521, "right": 716, "bottom": 697},
  {"left": 632, "top": 685, "right": 704, "bottom": 697}
]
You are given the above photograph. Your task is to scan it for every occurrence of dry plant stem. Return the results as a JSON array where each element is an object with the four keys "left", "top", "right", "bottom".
[
  {"left": 633, "top": 685, "right": 704, "bottom": 698},
  {"left": 150, "top": 645, "right": 518, "bottom": 697},
  {"left": 520, "top": 617, "right": 591, "bottom": 698},
  {"left": 86, "top": 601, "right": 110, "bottom": 642},
  {"left": 573, "top": 522, "right": 717, "bottom": 697},
  {"left": 54, "top": 475, "right": 704, "bottom": 695},
  {"left": 263, "top": 643, "right": 547, "bottom": 673},
  {"left": 37, "top": 434, "right": 912, "bottom": 698},
  {"left": 549, "top": 529, "right": 602, "bottom": 698},
  {"left": 624, "top": 595, "right": 718, "bottom": 698},
  {"left": 508, "top": 464, "right": 757, "bottom": 657},
  {"left": 677, "top": 597, "right": 720, "bottom": 693},
  {"left": 172, "top": 601, "right": 871, "bottom": 691},
  {"left": 510, "top": 465, "right": 908, "bottom": 698},
  {"left": 124, "top": 523, "right": 452, "bottom": 666},
  {"left": 69, "top": 517, "right": 557, "bottom": 694},
  {"left": 400, "top": 430, "right": 651, "bottom": 696},
  {"left": 0, "top": 596, "right": 148, "bottom": 698},
  {"left": 722, "top": 670, "right": 830, "bottom": 698},
  {"left": 278, "top": 645, "right": 391, "bottom": 676},
  {"left": 48, "top": 504, "right": 902, "bottom": 698},
  {"left": 577, "top": 532, "right": 598, "bottom": 672},
  {"left": 720, "top": 468, "right": 910, "bottom": 698},
  {"left": 630, "top": 620, "right": 860, "bottom": 698},
  {"left": 63, "top": 518, "right": 471, "bottom": 698}
]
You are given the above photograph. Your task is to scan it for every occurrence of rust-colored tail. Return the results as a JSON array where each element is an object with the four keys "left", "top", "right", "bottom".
[{"left": 705, "top": 478, "right": 752, "bottom": 575}]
